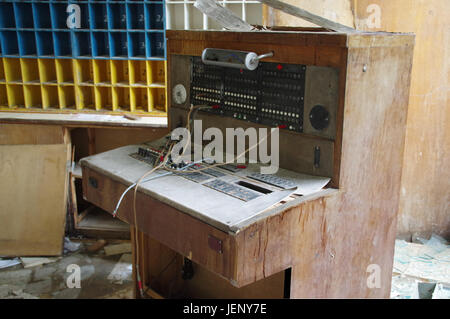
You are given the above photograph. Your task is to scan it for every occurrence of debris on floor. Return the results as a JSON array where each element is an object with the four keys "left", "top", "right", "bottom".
[
  {"left": 3, "top": 234, "right": 449, "bottom": 299},
  {"left": 63, "top": 237, "right": 82, "bottom": 254},
  {"left": 0, "top": 258, "right": 21, "bottom": 269},
  {"left": 0, "top": 238, "right": 133, "bottom": 299},
  {"left": 391, "top": 234, "right": 450, "bottom": 299},
  {"left": 20, "top": 257, "right": 60, "bottom": 269},
  {"left": 107, "top": 254, "right": 133, "bottom": 285},
  {"left": 104, "top": 243, "right": 132, "bottom": 256},
  {"left": 0, "top": 286, "right": 39, "bottom": 299},
  {"left": 391, "top": 275, "right": 419, "bottom": 299},
  {"left": 85, "top": 239, "right": 108, "bottom": 253},
  {"left": 432, "top": 283, "right": 450, "bottom": 299},
  {"left": 103, "top": 286, "right": 134, "bottom": 299}
]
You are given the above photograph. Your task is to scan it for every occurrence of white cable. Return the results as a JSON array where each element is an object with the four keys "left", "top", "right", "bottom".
[{"left": 112, "top": 159, "right": 207, "bottom": 217}]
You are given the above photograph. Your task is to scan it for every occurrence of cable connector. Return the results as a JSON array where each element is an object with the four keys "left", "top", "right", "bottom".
[{"left": 136, "top": 266, "right": 144, "bottom": 298}]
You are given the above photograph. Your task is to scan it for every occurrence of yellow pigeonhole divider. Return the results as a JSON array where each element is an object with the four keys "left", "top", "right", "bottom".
[
  {"left": 0, "top": 59, "right": 5, "bottom": 107},
  {"left": 0, "top": 57, "right": 167, "bottom": 116}
]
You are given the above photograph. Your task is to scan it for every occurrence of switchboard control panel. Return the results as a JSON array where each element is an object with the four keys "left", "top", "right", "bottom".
[
  {"left": 191, "top": 57, "right": 306, "bottom": 133},
  {"left": 203, "top": 179, "right": 261, "bottom": 202},
  {"left": 127, "top": 139, "right": 330, "bottom": 203}
]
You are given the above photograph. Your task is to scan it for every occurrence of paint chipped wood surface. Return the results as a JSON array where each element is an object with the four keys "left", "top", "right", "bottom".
[
  {"left": 171, "top": 30, "right": 413, "bottom": 297},
  {"left": 0, "top": 144, "right": 71, "bottom": 256},
  {"left": 0, "top": 112, "right": 168, "bottom": 128},
  {"left": 83, "top": 30, "right": 414, "bottom": 297}
]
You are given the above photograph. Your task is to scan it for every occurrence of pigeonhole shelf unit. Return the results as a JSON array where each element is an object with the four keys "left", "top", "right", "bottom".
[{"left": 0, "top": 0, "right": 167, "bottom": 116}]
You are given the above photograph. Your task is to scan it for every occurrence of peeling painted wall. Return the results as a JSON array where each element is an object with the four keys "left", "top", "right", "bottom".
[
  {"left": 263, "top": 0, "right": 355, "bottom": 28},
  {"left": 263, "top": 0, "right": 450, "bottom": 239},
  {"left": 354, "top": 0, "right": 449, "bottom": 239}
]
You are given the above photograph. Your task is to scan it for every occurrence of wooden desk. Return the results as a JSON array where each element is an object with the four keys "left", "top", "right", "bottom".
[{"left": 82, "top": 29, "right": 415, "bottom": 298}]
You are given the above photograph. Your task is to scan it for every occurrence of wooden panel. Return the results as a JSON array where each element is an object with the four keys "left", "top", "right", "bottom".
[
  {"left": 168, "top": 55, "right": 191, "bottom": 110},
  {"left": 262, "top": 0, "right": 355, "bottom": 28},
  {"left": 292, "top": 41, "right": 414, "bottom": 298},
  {"left": 70, "top": 127, "right": 168, "bottom": 161},
  {"left": 230, "top": 41, "right": 414, "bottom": 297},
  {"left": 0, "top": 113, "right": 167, "bottom": 129},
  {"left": 136, "top": 234, "right": 285, "bottom": 299},
  {"left": 234, "top": 206, "right": 298, "bottom": 287},
  {"left": 184, "top": 264, "right": 285, "bottom": 299},
  {"left": 166, "top": 30, "right": 349, "bottom": 48},
  {"left": 93, "top": 127, "right": 168, "bottom": 154},
  {"left": 137, "top": 233, "right": 183, "bottom": 298},
  {"left": 0, "top": 144, "right": 70, "bottom": 256},
  {"left": 355, "top": 0, "right": 450, "bottom": 239},
  {"left": 82, "top": 166, "right": 237, "bottom": 282},
  {"left": 303, "top": 66, "right": 340, "bottom": 139},
  {"left": 76, "top": 208, "right": 130, "bottom": 239},
  {"left": 0, "top": 124, "right": 67, "bottom": 145},
  {"left": 168, "top": 39, "right": 345, "bottom": 68}
]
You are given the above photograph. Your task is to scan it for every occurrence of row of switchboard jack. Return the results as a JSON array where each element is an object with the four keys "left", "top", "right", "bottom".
[{"left": 0, "top": 58, "right": 167, "bottom": 114}]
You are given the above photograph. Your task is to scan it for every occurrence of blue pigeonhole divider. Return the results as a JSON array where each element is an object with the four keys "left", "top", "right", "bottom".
[{"left": 0, "top": 0, "right": 166, "bottom": 60}]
